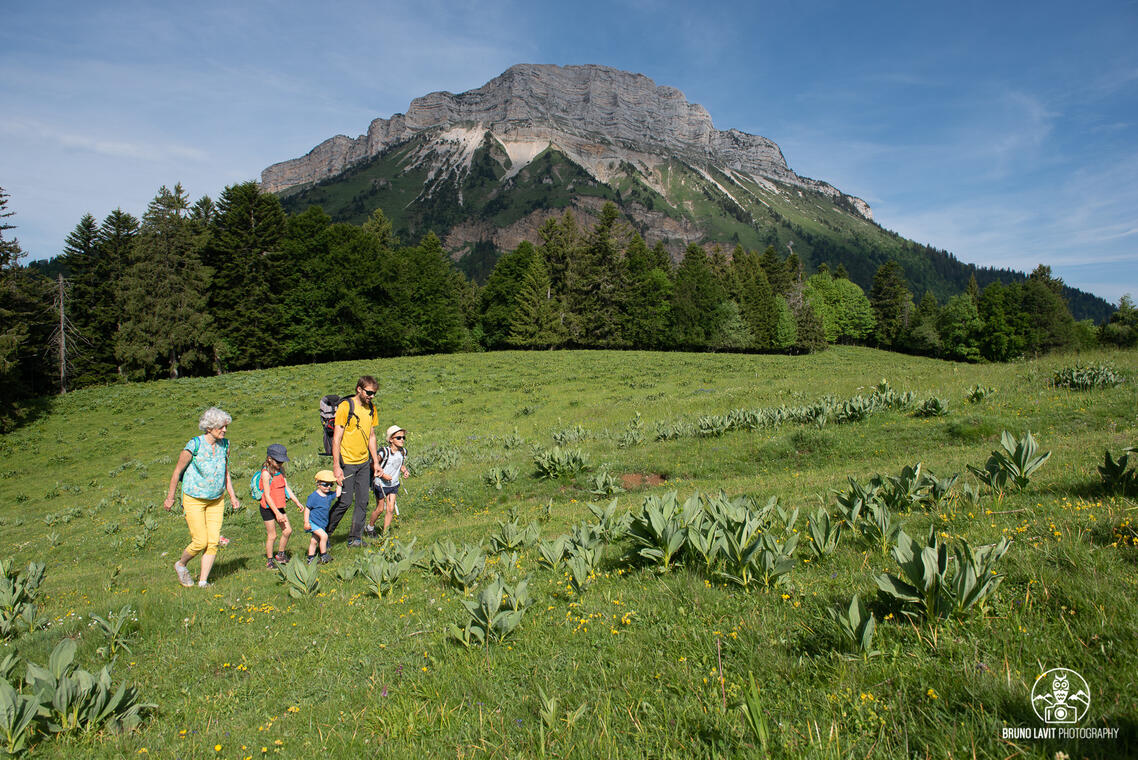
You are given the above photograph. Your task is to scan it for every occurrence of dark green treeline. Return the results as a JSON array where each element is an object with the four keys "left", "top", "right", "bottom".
[{"left": 3, "top": 182, "right": 1130, "bottom": 429}]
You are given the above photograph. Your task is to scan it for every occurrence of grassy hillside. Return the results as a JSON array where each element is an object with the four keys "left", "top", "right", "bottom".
[{"left": 1, "top": 347, "right": 1135, "bottom": 757}]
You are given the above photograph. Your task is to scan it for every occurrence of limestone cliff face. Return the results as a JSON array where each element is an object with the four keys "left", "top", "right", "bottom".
[{"left": 261, "top": 64, "right": 871, "bottom": 220}]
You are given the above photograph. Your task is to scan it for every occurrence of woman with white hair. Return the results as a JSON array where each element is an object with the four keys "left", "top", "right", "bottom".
[{"left": 163, "top": 407, "right": 241, "bottom": 587}]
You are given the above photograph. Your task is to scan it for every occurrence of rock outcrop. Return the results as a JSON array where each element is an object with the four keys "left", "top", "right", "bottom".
[{"left": 261, "top": 64, "right": 871, "bottom": 220}]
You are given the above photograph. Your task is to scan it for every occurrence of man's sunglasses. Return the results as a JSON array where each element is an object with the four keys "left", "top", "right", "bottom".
[{"left": 360, "top": 388, "right": 377, "bottom": 397}]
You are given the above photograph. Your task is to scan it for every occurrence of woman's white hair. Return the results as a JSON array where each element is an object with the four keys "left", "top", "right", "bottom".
[{"left": 198, "top": 407, "right": 233, "bottom": 432}]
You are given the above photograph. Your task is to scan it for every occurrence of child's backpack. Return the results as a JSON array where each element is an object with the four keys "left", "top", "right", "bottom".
[
  {"left": 249, "top": 469, "right": 268, "bottom": 501},
  {"left": 319, "top": 394, "right": 360, "bottom": 455},
  {"left": 378, "top": 445, "right": 409, "bottom": 471}
]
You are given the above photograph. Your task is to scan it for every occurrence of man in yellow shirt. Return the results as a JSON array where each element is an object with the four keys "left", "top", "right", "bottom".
[{"left": 327, "top": 376, "right": 381, "bottom": 546}]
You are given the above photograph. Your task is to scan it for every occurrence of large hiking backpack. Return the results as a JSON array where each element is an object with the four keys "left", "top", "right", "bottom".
[{"left": 319, "top": 394, "right": 360, "bottom": 456}]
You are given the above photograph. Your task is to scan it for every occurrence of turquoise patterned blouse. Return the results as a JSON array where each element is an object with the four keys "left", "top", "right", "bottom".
[{"left": 181, "top": 435, "right": 229, "bottom": 500}]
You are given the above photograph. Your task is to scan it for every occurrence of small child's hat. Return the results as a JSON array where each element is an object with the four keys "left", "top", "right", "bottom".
[
  {"left": 385, "top": 425, "right": 405, "bottom": 440},
  {"left": 315, "top": 469, "right": 335, "bottom": 483}
]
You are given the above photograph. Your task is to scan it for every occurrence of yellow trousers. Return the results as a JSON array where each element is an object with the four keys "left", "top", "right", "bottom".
[{"left": 183, "top": 494, "right": 224, "bottom": 557}]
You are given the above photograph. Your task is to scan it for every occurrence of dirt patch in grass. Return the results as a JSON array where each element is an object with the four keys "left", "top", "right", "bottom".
[{"left": 621, "top": 473, "right": 668, "bottom": 490}]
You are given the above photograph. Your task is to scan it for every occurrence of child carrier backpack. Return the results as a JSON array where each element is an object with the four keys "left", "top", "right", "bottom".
[{"left": 319, "top": 394, "right": 360, "bottom": 456}]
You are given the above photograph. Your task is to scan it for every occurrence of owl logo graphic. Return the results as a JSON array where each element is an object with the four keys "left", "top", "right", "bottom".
[{"left": 1031, "top": 668, "right": 1090, "bottom": 724}]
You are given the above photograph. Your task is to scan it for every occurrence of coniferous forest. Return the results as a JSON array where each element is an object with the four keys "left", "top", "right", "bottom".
[{"left": 2, "top": 181, "right": 1136, "bottom": 430}]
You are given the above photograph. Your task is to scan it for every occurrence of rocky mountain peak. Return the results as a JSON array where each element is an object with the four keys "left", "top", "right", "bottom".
[{"left": 261, "top": 64, "right": 870, "bottom": 220}]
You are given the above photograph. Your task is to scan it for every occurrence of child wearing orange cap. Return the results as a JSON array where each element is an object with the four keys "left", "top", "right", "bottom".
[{"left": 304, "top": 469, "right": 340, "bottom": 564}]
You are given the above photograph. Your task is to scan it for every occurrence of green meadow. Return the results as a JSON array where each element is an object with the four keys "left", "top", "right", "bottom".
[{"left": 1, "top": 346, "right": 1136, "bottom": 759}]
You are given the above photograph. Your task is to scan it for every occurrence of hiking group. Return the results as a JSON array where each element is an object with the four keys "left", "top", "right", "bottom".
[{"left": 164, "top": 375, "right": 410, "bottom": 587}]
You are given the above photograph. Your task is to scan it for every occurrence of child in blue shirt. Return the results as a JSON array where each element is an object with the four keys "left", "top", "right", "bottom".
[{"left": 305, "top": 469, "right": 340, "bottom": 564}]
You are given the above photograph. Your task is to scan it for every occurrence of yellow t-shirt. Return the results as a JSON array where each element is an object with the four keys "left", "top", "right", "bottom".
[{"left": 335, "top": 398, "right": 379, "bottom": 465}]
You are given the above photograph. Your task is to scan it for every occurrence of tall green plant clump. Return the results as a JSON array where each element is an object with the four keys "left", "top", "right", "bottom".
[
  {"left": 876, "top": 528, "right": 1012, "bottom": 622},
  {"left": 967, "top": 431, "right": 1051, "bottom": 497},
  {"left": 0, "top": 560, "right": 45, "bottom": 642},
  {"left": 624, "top": 492, "right": 799, "bottom": 589},
  {"left": 1, "top": 639, "right": 154, "bottom": 756}
]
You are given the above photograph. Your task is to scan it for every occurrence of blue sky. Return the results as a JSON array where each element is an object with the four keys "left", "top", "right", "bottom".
[{"left": 3, "top": 0, "right": 1136, "bottom": 304}]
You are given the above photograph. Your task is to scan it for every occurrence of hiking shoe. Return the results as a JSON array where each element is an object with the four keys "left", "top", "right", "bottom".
[
  {"left": 363, "top": 524, "right": 377, "bottom": 537},
  {"left": 273, "top": 551, "right": 289, "bottom": 564},
  {"left": 347, "top": 538, "right": 364, "bottom": 548},
  {"left": 174, "top": 562, "right": 193, "bottom": 587},
  {"left": 218, "top": 535, "right": 230, "bottom": 547},
  {"left": 197, "top": 580, "right": 211, "bottom": 588},
  {"left": 266, "top": 558, "right": 277, "bottom": 570},
  {"left": 318, "top": 553, "right": 332, "bottom": 564},
  {"left": 306, "top": 554, "right": 316, "bottom": 565}
]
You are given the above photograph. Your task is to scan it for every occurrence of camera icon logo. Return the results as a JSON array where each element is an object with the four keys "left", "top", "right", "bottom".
[{"left": 1032, "top": 668, "right": 1090, "bottom": 725}]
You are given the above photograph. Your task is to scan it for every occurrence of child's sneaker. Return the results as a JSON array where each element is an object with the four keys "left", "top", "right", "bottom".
[
  {"left": 266, "top": 557, "right": 277, "bottom": 570},
  {"left": 174, "top": 562, "right": 193, "bottom": 587},
  {"left": 306, "top": 554, "right": 316, "bottom": 565},
  {"left": 218, "top": 535, "right": 231, "bottom": 547},
  {"left": 273, "top": 551, "right": 289, "bottom": 565},
  {"left": 318, "top": 553, "right": 332, "bottom": 564},
  {"left": 363, "top": 524, "right": 377, "bottom": 537},
  {"left": 197, "top": 580, "right": 211, "bottom": 588}
]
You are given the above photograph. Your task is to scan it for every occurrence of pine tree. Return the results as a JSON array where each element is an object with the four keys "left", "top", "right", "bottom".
[
  {"left": 759, "top": 245, "right": 792, "bottom": 297},
  {"left": 1100, "top": 294, "right": 1138, "bottom": 348},
  {"left": 622, "top": 234, "right": 672, "bottom": 349},
  {"left": 1021, "top": 265, "right": 1075, "bottom": 353},
  {"left": 977, "top": 282, "right": 1023, "bottom": 361},
  {"left": 93, "top": 209, "right": 139, "bottom": 377},
  {"left": 771, "top": 295, "right": 798, "bottom": 352},
  {"left": 115, "top": 184, "right": 214, "bottom": 379},
  {"left": 0, "top": 188, "right": 55, "bottom": 423},
  {"left": 566, "top": 203, "right": 626, "bottom": 346},
  {"left": 671, "top": 244, "right": 727, "bottom": 348},
  {"left": 938, "top": 294, "right": 983, "bottom": 361},
  {"left": 203, "top": 181, "right": 287, "bottom": 370},
  {"left": 869, "top": 261, "right": 913, "bottom": 349},
  {"left": 398, "top": 232, "right": 470, "bottom": 354},
  {"left": 508, "top": 250, "right": 566, "bottom": 348},
  {"left": 479, "top": 241, "right": 536, "bottom": 349},
  {"left": 732, "top": 247, "right": 777, "bottom": 349},
  {"left": 906, "top": 290, "right": 942, "bottom": 356}
]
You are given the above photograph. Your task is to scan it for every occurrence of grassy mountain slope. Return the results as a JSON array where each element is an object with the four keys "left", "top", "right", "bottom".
[
  {"left": 1, "top": 347, "right": 1135, "bottom": 757},
  {"left": 279, "top": 132, "right": 1113, "bottom": 321}
]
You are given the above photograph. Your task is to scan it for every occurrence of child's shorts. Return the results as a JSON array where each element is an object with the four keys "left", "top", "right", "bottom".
[
  {"left": 260, "top": 505, "right": 289, "bottom": 522},
  {"left": 372, "top": 479, "right": 400, "bottom": 498}
]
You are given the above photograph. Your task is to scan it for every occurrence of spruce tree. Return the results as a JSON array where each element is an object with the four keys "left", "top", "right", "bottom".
[
  {"left": 203, "top": 181, "right": 287, "bottom": 370},
  {"left": 479, "top": 241, "right": 536, "bottom": 349},
  {"left": 60, "top": 214, "right": 103, "bottom": 384},
  {"left": 508, "top": 250, "right": 565, "bottom": 349},
  {"left": 115, "top": 184, "right": 214, "bottom": 379},
  {"left": 732, "top": 247, "right": 777, "bottom": 350},
  {"left": 566, "top": 203, "right": 626, "bottom": 346},
  {"left": 869, "top": 261, "right": 913, "bottom": 349},
  {"left": 398, "top": 232, "right": 470, "bottom": 354},
  {"left": 938, "top": 294, "right": 983, "bottom": 361},
  {"left": 622, "top": 234, "right": 672, "bottom": 349},
  {"left": 759, "top": 245, "right": 792, "bottom": 296},
  {"left": 1021, "top": 265, "right": 1075, "bottom": 353},
  {"left": 0, "top": 188, "right": 55, "bottom": 422},
  {"left": 671, "top": 244, "right": 727, "bottom": 348}
]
